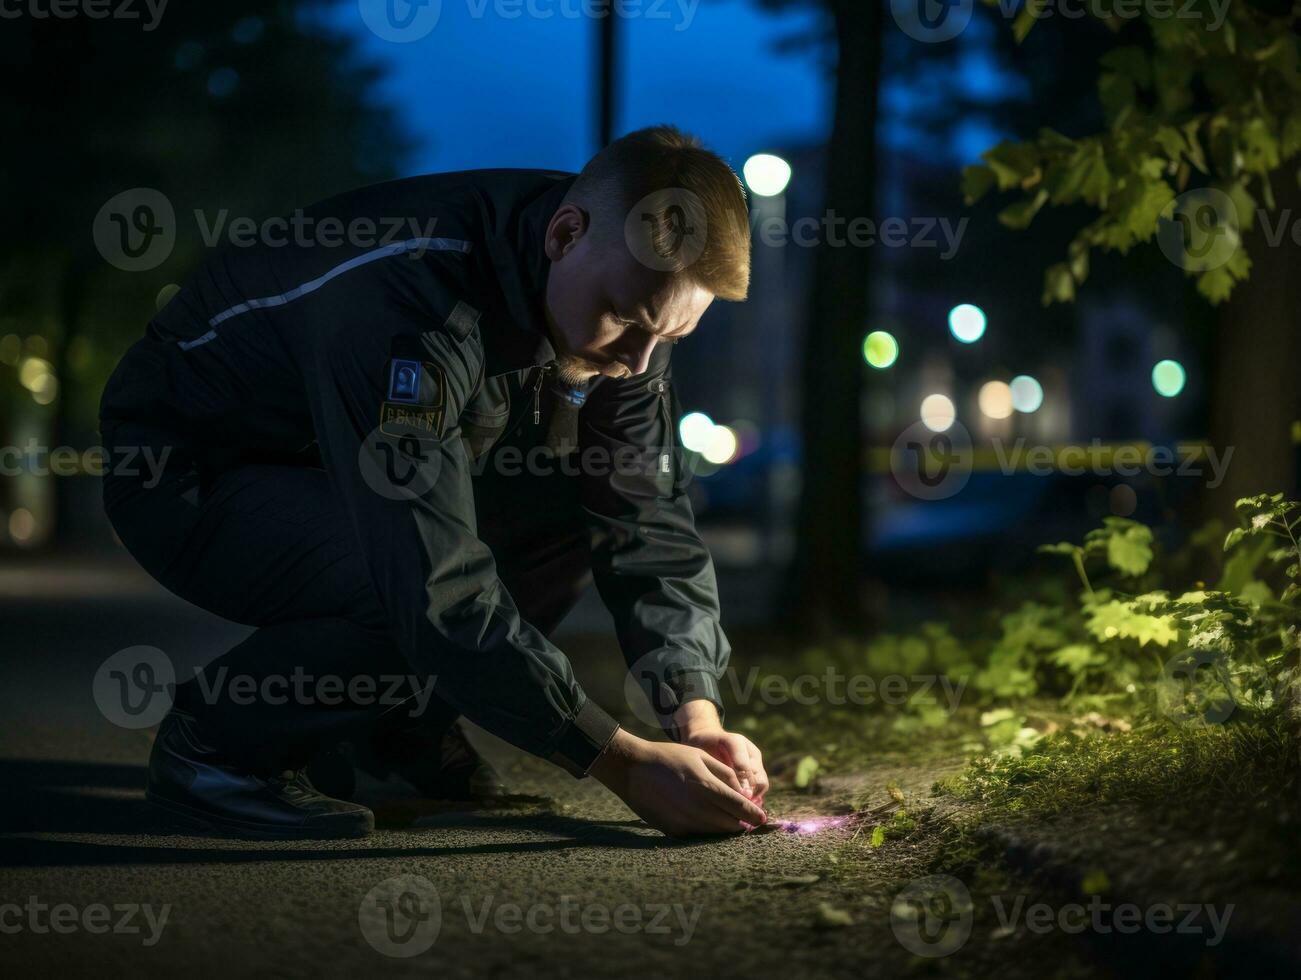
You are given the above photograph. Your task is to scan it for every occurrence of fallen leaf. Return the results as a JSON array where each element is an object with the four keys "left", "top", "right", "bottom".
[{"left": 816, "top": 903, "right": 854, "bottom": 928}]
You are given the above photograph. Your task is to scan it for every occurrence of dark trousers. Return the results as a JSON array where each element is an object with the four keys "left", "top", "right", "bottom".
[{"left": 100, "top": 421, "right": 592, "bottom": 773}]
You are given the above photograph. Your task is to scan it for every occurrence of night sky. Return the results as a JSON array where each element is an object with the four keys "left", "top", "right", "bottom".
[{"left": 325, "top": 0, "right": 833, "bottom": 175}]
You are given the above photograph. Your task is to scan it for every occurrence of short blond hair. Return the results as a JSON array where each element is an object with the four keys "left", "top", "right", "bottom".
[{"left": 567, "top": 125, "right": 751, "bottom": 301}]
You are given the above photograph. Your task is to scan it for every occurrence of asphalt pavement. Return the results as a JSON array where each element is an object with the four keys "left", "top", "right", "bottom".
[{"left": 0, "top": 554, "right": 922, "bottom": 979}]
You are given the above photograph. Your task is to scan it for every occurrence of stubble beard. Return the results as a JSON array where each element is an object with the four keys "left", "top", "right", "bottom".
[{"left": 554, "top": 354, "right": 605, "bottom": 386}]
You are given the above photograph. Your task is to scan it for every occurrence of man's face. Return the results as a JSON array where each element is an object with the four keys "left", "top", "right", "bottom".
[{"left": 543, "top": 203, "right": 714, "bottom": 386}]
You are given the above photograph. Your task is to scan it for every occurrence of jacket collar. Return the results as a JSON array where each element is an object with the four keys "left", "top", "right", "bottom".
[{"left": 482, "top": 172, "right": 576, "bottom": 377}]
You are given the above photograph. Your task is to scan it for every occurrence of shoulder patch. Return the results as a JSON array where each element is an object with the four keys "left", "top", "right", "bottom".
[{"left": 381, "top": 357, "right": 447, "bottom": 441}]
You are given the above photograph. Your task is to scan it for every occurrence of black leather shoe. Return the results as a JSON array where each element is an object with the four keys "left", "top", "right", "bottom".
[
  {"left": 356, "top": 719, "right": 506, "bottom": 801},
  {"left": 147, "top": 710, "right": 374, "bottom": 840}
]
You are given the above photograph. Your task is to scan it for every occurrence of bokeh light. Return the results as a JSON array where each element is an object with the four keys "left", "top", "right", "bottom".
[
  {"left": 1152, "top": 359, "right": 1186, "bottom": 397},
  {"left": 862, "top": 330, "right": 899, "bottom": 369},
  {"left": 1110, "top": 484, "right": 1138, "bottom": 517},
  {"left": 978, "top": 380, "right": 1013, "bottom": 419},
  {"left": 678, "top": 412, "right": 716, "bottom": 453},
  {"left": 8, "top": 508, "right": 35, "bottom": 544},
  {"left": 947, "top": 303, "right": 986, "bottom": 343},
  {"left": 742, "top": 153, "right": 792, "bottom": 197},
  {"left": 19, "top": 357, "right": 53, "bottom": 392},
  {"left": 679, "top": 412, "right": 742, "bottom": 465},
  {"left": 1010, "top": 374, "right": 1043, "bottom": 413},
  {"left": 31, "top": 373, "right": 58, "bottom": 405},
  {"left": 920, "top": 393, "right": 956, "bottom": 432},
  {"left": 701, "top": 425, "right": 740, "bottom": 465}
]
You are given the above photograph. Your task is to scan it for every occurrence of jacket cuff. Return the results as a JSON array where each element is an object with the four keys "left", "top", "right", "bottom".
[{"left": 547, "top": 699, "right": 621, "bottom": 778}]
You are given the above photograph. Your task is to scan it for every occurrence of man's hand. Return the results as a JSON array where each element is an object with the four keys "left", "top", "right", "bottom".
[
  {"left": 672, "top": 701, "right": 769, "bottom": 805},
  {"left": 589, "top": 729, "right": 767, "bottom": 837}
]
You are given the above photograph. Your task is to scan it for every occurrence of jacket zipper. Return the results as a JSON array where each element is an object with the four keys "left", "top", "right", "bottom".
[
  {"left": 649, "top": 377, "right": 672, "bottom": 477},
  {"left": 531, "top": 361, "right": 554, "bottom": 424}
]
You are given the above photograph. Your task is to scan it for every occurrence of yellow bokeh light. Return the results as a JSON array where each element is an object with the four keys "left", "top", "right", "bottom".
[
  {"left": 978, "top": 381, "right": 1013, "bottom": 419},
  {"left": 19, "top": 357, "right": 53, "bottom": 392},
  {"left": 701, "top": 425, "right": 739, "bottom": 465},
  {"left": 9, "top": 508, "right": 36, "bottom": 543},
  {"left": 32, "top": 375, "right": 59, "bottom": 405}
]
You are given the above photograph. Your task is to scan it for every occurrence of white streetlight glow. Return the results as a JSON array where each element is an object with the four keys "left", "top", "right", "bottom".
[
  {"left": 743, "top": 153, "right": 793, "bottom": 198},
  {"left": 948, "top": 303, "right": 987, "bottom": 343},
  {"left": 679, "top": 412, "right": 715, "bottom": 453}
]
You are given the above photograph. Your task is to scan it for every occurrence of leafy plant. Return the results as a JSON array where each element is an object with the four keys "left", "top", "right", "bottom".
[{"left": 963, "top": 2, "right": 1301, "bottom": 303}]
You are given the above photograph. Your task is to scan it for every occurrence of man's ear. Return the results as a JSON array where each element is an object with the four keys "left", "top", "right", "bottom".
[{"left": 544, "top": 203, "right": 591, "bottom": 261}]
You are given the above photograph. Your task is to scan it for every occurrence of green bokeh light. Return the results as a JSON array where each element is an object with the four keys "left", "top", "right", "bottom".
[
  {"left": 1152, "top": 359, "right": 1186, "bottom": 397},
  {"left": 863, "top": 330, "right": 899, "bottom": 369}
]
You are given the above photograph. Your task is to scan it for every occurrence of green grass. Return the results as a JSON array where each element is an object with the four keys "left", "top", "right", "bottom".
[{"left": 938, "top": 714, "right": 1299, "bottom": 818}]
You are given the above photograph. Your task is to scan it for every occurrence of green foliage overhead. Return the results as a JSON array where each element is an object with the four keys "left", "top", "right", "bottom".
[{"left": 963, "top": 2, "right": 1301, "bottom": 304}]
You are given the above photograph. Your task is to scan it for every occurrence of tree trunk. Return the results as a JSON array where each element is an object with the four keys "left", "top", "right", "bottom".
[
  {"left": 785, "top": 0, "right": 882, "bottom": 634},
  {"left": 1206, "top": 175, "right": 1301, "bottom": 519}
]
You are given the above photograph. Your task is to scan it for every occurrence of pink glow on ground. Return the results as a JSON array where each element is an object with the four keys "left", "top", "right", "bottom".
[{"left": 775, "top": 816, "right": 851, "bottom": 834}]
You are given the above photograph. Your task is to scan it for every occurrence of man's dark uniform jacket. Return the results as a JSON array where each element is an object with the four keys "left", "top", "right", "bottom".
[{"left": 98, "top": 169, "right": 730, "bottom": 777}]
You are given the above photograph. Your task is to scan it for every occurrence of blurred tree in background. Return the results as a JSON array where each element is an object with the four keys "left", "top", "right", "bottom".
[
  {"left": 754, "top": 0, "right": 881, "bottom": 634},
  {"left": 763, "top": 0, "right": 1298, "bottom": 630},
  {"left": 0, "top": 0, "right": 410, "bottom": 548},
  {"left": 964, "top": 0, "right": 1301, "bottom": 513}
]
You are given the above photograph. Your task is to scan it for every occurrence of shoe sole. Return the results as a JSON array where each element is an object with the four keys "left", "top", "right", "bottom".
[{"left": 147, "top": 789, "right": 374, "bottom": 841}]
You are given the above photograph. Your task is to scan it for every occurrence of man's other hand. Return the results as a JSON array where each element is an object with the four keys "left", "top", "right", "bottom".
[{"left": 673, "top": 701, "right": 769, "bottom": 805}]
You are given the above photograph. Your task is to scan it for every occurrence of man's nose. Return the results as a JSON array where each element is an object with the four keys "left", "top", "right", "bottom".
[{"left": 623, "top": 332, "right": 657, "bottom": 377}]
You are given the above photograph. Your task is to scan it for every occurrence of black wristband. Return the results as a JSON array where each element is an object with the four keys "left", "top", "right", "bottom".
[{"left": 547, "top": 699, "right": 621, "bottom": 778}]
